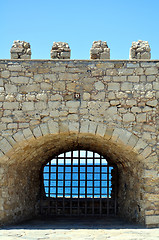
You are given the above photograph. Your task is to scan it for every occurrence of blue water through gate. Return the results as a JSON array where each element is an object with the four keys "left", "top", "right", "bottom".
[{"left": 43, "top": 151, "right": 113, "bottom": 198}]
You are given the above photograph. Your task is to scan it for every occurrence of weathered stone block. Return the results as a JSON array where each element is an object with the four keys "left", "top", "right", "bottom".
[
  {"left": 66, "top": 101, "right": 80, "bottom": 108},
  {"left": 153, "top": 82, "right": 159, "bottom": 90},
  {"left": 58, "top": 121, "right": 69, "bottom": 133},
  {"left": 96, "top": 124, "right": 106, "bottom": 137},
  {"left": 123, "top": 113, "right": 135, "bottom": 122},
  {"left": 48, "top": 120, "right": 59, "bottom": 134},
  {"left": 1, "top": 71, "right": 10, "bottom": 78},
  {"left": 41, "top": 82, "right": 52, "bottom": 90},
  {"left": 3, "top": 102, "right": 19, "bottom": 110},
  {"left": 53, "top": 81, "right": 65, "bottom": 91},
  {"left": 22, "top": 102, "right": 34, "bottom": 111},
  {"left": 33, "top": 126, "right": 42, "bottom": 138},
  {"left": 136, "top": 113, "right": 147, "bottom": 122},
  {"left": 35, "top": 102, "right": 47, "bottom": 110},
  {"left": 146, "top": 100, "right": 158, "bottom": 107},
  {"left": 0, "top": 87, "right": 4, "bottom": 92},
  {"left": 40, "top": 123, "right": 49, "bottom": 136},
  {"left": 10, "top": 76, "right": 29, "bottom": 84},
  {"left": 128, "top": 76, "right": 139, "bottom": 82},
  {"left": 5, "top": 84, "right": 17, "bottom": 94},
  {"left": 13, "top": 131, "right": 25, "bottom": 142},
  {"left": 59, "top": 73, "right": 79, "bottom": 81},
  {"left": 8, "top": 64, "right": 22, "bottom": 71},
  {"left": 23, "top": 128, "right": 34, "bottom": 139},
  {"left": 118, "top": 68, "right": 134, "bottom": 75},
  {"left": 94, "top": 81, "right": 104, "bottom": 90},
  {"left": 121, "top": 82, "right": 132, "bottom": 90},
  {"left": 80, "top": 121, "right": 89, "bottom": 133},
  {"left": 0, "top": 138, "right": 12, "bottom": 153},
  {"left": 34, "top": 74, "right": 44, "bottom": 82},
  {"left": 145, "top": 215, "right": 159, "bottom": 226},
  {"left": 69, "top": 122, "right": 79, "bottom": 132},
  {"left": 19, "top": 84, "right": 40, "bottom": 93},
  {"left": 113, "top": 76, "right": 127, "bottom": 82},
  {"left": 145, "top": 67, "right": 158, "bottom": 75},
  {"left": 108, "top": 83, "right": 120, "bottom": 91}
]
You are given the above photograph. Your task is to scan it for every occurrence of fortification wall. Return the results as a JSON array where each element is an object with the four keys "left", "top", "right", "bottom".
[
  {"left": 0, "top": 58, "right": 158, "bottom": 227},
  {"left": 0, "top": 59, "right": 158, "bottom": 145}
]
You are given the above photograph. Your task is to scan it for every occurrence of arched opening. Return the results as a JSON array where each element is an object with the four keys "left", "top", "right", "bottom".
[
  {"left": 0, "top": 131, "right": 146, "bottom": 225},
  {"left": 40, "top": 150, "right": 118, "bottom": 217}
]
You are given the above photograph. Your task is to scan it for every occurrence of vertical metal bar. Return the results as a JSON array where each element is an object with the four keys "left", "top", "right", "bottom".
[
  {"left": 40, "top": 167, "right": 43, "bottom": 215},
  {"left": 63, "top": 153, "right": 65, "bottom": 216},
  {"left": 100, "top": 155, "right": 102, "bottom": 216},
  {"left": 56, "top": 156, "right": 58, "bottom": 215},
  {"left": 70, "top": 150, "right": 73, "bottom": 216},
  {"left": 114, "top": 166, "right": 117, "bottom": 215},
  {"left": 107, "top": 163, "right": 109, "bottom": 216},
  {"left": 92, "top": 152, "right": 95, "bottom": 215},
  {"left": 48, "top": 161, "right": 51, "bottom": 215},
  {"left": 78, "top": 150, "right": 80, "bottom": 216},
  {"left": 85, "top": 150, "right": 87, "bottom": 216}
]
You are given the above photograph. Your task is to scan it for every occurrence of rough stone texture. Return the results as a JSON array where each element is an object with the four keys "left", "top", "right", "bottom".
[
  {"left": 129, "top": 40, "right": 151, "bottom": 59},
  {"left": 10, "top": 40, "right": 31, "bottom": 59},
  {"left": 0, "top": 59, "right": 158, "bottom": 228},
  {"left": 90, "top": 40, "right": 110, "bottom": 59},
  {"left": 50, "top": 42, "right": 71, "bottom": 59}
]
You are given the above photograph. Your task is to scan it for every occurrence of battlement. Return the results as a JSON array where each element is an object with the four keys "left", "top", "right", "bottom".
[{"left": 8, "top": 40, "right": 152, "bottom": 60}]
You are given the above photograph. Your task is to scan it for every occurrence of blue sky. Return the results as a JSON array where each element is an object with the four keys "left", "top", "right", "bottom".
[{"left": 1, "top": 0, "right": 159, "bottom": 59}]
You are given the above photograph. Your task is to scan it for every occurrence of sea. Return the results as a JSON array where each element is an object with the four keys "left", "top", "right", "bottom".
[{"left": 43, "top": 164, "right": 112, "bottom": 198}]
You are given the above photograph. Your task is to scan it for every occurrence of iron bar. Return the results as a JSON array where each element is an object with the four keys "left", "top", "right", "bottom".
[
  {"left": 70, "top": 151, "right": 73, "bottom": 216},
  {"left": 78, "top": 150, "right": 80, "bottom": 216},
  {"left": 85, "top": 150, "right": 87, "bottom": 216},
  {"left": 92, "top": 152, "right": 95, "bottom": 215},
  {"left": 63, "top": 153, "right": 66, "bottom": 215},
  {"left": 107, "top": 162, "right": 109, "bottom": 216},
  {"left": 41, "top": 150, "right": 117, "bottom": 217},
  {"left": 100, "top": 154, "right": 102, "bottom": 216},
  {"left": 56, "top": 156, "right": 58, "bottom": 215}
]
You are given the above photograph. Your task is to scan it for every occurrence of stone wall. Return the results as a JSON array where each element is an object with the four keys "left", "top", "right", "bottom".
[{"left": 0, "top": 59, "right": 158, "bottom": 227}]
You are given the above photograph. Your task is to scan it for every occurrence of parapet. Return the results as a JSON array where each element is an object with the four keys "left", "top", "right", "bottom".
[
  {"left": 10, "top": 40, "right": 31, "bottom": 59},
  {"left": 9, "top": 39, "right": 153, "bottom": 60},
  {"left": 50, "top": 42, "right": 71, "bottom": 59},
  {"left": 90, "top": 40, "right": 110, "bottom": 59},
  {"left": 129, "top": 40, "right": 151, "bottom": 59}
]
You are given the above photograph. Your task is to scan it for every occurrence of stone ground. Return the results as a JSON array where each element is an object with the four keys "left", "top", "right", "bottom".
[{"left": 0, "top": 217, "right": 159, "bottom": 240}]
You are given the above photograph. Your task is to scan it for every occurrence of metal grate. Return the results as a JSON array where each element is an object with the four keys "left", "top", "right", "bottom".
[{"left": 40, "top": 150, "right": 117, "bottom": 217}]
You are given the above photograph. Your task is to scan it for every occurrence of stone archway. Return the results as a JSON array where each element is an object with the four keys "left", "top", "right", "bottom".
[{"left": 0, "top": 122, "right": 154, "bottom": 226}]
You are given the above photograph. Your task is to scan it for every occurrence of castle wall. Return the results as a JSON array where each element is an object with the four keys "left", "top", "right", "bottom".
[{"left": 0, "top": 59, "right": 158, "bottom": 227}]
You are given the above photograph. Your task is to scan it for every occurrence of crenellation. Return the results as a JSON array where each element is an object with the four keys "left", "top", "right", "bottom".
[
  {"left": 129, "top": 40, "right": 151, "bottom": 60},
  {"left": 50, "top": 42, "right": 71, "bottom": 59},
  {"left": 90, "top": 40, "right": 110, "bottom": 59},
  {"left": 10, "top": 40, "right": 31, "bottom": 59}
]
